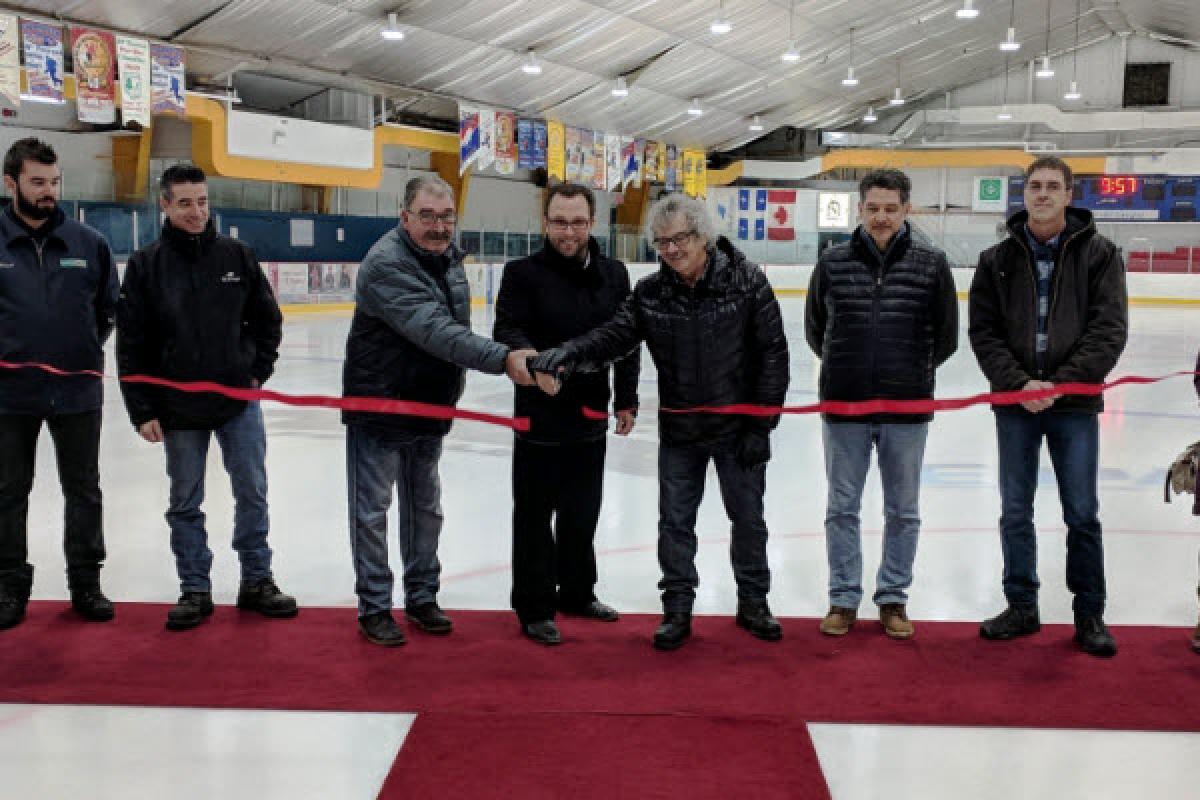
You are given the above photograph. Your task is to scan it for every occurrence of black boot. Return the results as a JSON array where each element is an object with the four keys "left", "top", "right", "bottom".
[
  {"left": 653, "top": 612, "right": 692, "bottom": 650},
  {"left": 70, "top": 581, "right": 115, "bottom": 622},
  {"left": 979, "top": 605, "right": 1041, "bottom": 640},
  {"left": 166, "top": 591, "right": 215, "bottom": 631},
  {"left": 359, "top": 611, "right": 406, "bottom": 646},
  {"left": 1074, "top": 614, "right": 1117, "bottom": 657},
  {"left": 405, "top": 602, "right": 453, "bottom": 635},
  {"left": 736, "top": 601, "right": 783, "bottom": 641},
  {"left": 236, "top": 578, "right": 299, "bottom": 618},
  {"left": 0, "top": 567, "right": 33, "bottom": 631},
  {"left": 522, "top": 619, "right": 562, "bottom": 646}
]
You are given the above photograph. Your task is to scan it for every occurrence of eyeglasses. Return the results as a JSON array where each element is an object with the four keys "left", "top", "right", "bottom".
[
  {"left": 411, "top": 210, "right": 457, "bottom": 226},
  {"left": 546, "top": 218, "right": 592, "bottom": 231},
  {"left": 651, "top": 231, "right": 696, "bottom": 251}
]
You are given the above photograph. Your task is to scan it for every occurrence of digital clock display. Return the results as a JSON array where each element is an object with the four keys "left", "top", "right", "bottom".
[{"left": 1099, "top": 176, "right": 1140, "bottom": 196}]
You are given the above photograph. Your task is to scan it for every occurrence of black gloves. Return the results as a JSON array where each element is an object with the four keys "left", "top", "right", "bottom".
[
  {"left": 736, "top": 429, "right": 772, "bottom": 469},
  {"left": 528, "top": 347, "right": 574, "bottom": 382}
]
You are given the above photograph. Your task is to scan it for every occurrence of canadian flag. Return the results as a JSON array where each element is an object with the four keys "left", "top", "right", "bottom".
[{"left": 767, "top": 189, "right": 797, "bottom": 241}]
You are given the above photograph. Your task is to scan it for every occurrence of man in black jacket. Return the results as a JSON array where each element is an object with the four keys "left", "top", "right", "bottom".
[
  {"left": 494, "top": 182, "right": 640, "bottom": 646},
  {"left": 117, "top": 164, "right": 296, "bottom": 632},
  {"left": 806, "top": 169, "right": 958, "bottom": 641},
  {"left": 969, "top": 156, "right": 1127, "bottom": 657},
  {"left": 0, "top": 138, "right": 119, "bottom": 629},
  {"left": 344, "top": 175, "right": 536, "bottom": 647},
  {"left": 530, "top": 193, "right": 790, "bottom": 651}
]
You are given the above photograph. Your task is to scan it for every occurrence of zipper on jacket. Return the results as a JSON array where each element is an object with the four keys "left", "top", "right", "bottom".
[
  {"left": 1043, "top": 225, "right": 1087, "bottom": 379},
  {"left": 869, "top": 253, "right": 884, "bottom": 395}
]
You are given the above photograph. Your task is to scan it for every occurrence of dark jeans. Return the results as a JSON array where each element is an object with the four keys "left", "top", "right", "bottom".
[
  {"left": 346, "top": 424, "right": 444, "bottom": 617},
  {"left": 995, "top": 409, "right": 1106, "bottom": 616},
  {"left": 163, "top": 402, "right": 273, "bottom": 592},
  {"left": 0, "top": 411, "right": 105, "bottom": 588},
  {"left": 511, "top": 437, "right": 606, "bottom": 624},
  {"left": 658, "top": 440, "right": 771, "bottom": 614}
]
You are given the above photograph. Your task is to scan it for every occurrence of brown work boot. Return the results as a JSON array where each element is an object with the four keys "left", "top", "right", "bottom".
[
  {"left": 880, "top": 603, "right": 914, "bottom": 640},
  {"left": 820, "top": 606, "right": 857, "bottom": 636}
]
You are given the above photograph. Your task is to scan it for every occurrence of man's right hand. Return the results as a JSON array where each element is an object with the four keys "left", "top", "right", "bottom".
[
  {"left": 529, "top": 348, "right": 573, "bottom": 397},
  {"left": 139, "top": 419, "right": 164, "bottom": 443},
  {"left": 506, "top": 348, "right": 538, "bottom": 386},
  {"left": 1019, "top": 380, "right": 1058, "bottom": 413}
]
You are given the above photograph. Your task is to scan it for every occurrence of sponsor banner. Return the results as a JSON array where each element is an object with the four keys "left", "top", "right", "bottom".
[
  {"left": 0, "top": 14, "right": 19, "bottom": 108},
  {"left": 150, "top": 43, "right": 185, "bottom": 117},
  {"left": 71, "top": 27, "right": 117, "bottom": 124},
  {"left": 605, "top": 133, "right": 622, "bottom": 192},
  {"left": 665, "top": 145, "right": 679, "bottom": 191},
  {"left": 643, "top": 140, "right": 659, "bottom": 183},
  {"left": 546, "top": 120, "right": 564, "bottom": 180},
  {"left": 564, "top": 126, "right": 583, "bottom": 183},
  {"left": 533, "top": 120, "right": 548, "bottom": 170},
  {"left": 494, "top": 111, "right": 516, "bottom": 175},
  {"left": 517, "top": 118, "right": 535, "bottom": 170},
  {"left": 21, "top": 20, "right": 65, "bottom": 104},
  {"left": 115, "top": 35, "right": 151, "bottom": 127},
  {"left": 458, "top": 104, "right": 480, "bottom": 174},
  {"left": 590, "top": 130, "right": 606, "bottom": 191},
  {"left": 477, "top": 108, "right": 495, "bottom": 171}
]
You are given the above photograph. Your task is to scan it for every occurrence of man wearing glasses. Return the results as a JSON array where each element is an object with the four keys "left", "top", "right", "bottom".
[
  {"left": 493, "top": 182, "right": 640, "bottom": 646},
  {"left": 343, "top": 176, "right": 537, "bottom": 646},
  {"left": 529, "top": 193, "right": 789, "bottom": 651}
]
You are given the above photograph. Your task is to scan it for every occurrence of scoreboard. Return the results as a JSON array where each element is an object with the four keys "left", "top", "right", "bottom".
[{"left": 1007, "top": 175, "right": 1199, "bottom": 221}]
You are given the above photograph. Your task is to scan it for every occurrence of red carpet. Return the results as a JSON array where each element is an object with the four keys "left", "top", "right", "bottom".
[{"left": 4, "top": 602, "right": 1200, "bottom": 797}]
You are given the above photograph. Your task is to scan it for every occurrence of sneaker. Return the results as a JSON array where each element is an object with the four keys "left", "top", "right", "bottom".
[
  {"left": 165, "top": 591, "right": 215, "bottom": 631},
  {"left": 70, "top": 586, "right": 115, "bottom": 622},
  {"left": 879, "top": 603, "right": 914, "bottom": 640},
  {"left": 359, "top": 611, "right": 406, "bottom": 646},
  {"left": 0, "top": 570, "right": 33, "bottom": 631},
  {"left": 979, "top": 605, "right": 1041, "bottom": 640},
  {"left": 236, "top": 578, "right": 299, "bottom": 618},
  {"left": 560, "top": 600, "right": 619, "bottom": 622},
  {"left": 652, "top": 612, "right": 692, "bottom": 650},
  {"left": 736, "top": 601, "right": 783, "bottom": 641},
  {"left": 819, "top": 606, "right": 857, "bottom": 636},
  {"left": 405, "top": 602, "right": 453, "bottom": 635},
  {"left": 1074, "top": 614, "right": 1117, "bottom": 658},
  {"left": 522, "top": 619, "right": 562, "bottom": 646}
]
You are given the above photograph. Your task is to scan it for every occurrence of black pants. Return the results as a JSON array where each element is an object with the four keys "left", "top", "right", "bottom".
[
  {"left": 511, "top": 438, "right": 606, "bottom": 624},
  {"left": 0, "top": 411, "right": 105, "bottom": 587}
]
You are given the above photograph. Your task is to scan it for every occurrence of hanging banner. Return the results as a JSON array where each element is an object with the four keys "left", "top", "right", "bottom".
[
  {"left": 604, "top": 133, "right": 622, "bottom": 192},
  {"left": 625, "top": 138, "right": 643, "bottom": 189},
  {"left": 766, "top": 189, "right": 797, "bottom": 240},
  {"left": 533, "top": 120, "right": 548, "bottom": 170},
  {"left": 655, "top": 141, "right": 668, "bottom": 183},
  {"left": 21, "top": 20, "right": 65, "bottom": 104},
  {"left": 115, "top": 35, "right": 151, "bottom": 128},
  {"left": 590, "top": 130, "right": 606, "bottom": 191},
  {"left": 477, "top": 108, "right": 495, "bottom": 172},
  {"left": 494, "top": 111, "right": 517, "bottom": 175},
  {"left": 0, "top": 14, "right": 19, "bottom": 109},
  {"left": 665, "top": 145, "right": 679, "bottom": 192},
  {"left": 458, "top": 104, "right": 481, "bottom": 175},
  {"left": 682, "top": 151, "right": 697, "bottom": 197},
  {"left": 71, "top": 27, "right": 117, "bottom": 124},
  {"left": 546, "top": 120, "right": 564, "bottom": 180},
  {"left": 564, "top": 126, "right": 583, "bottom": 183},
  {"left": 517, "top": 118, "right": 535, "bottom": 170},
  {"left": 695, "top": 152, "right": 707, "bottom": 199},
  {"left": 643, "top": 140, "right": 659, "bottom": 185},
  {"left": 150, "top": 43, "right": 186, "bottom": 117}
]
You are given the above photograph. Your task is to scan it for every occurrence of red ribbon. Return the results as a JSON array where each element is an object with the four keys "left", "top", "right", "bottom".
[{"left": 581, "top": 371, "right": 1200, "bottom": 420}]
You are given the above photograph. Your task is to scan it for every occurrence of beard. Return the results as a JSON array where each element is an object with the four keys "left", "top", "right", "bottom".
[{"left": 15, "top": 189, "right": 56, "bottom": 221}]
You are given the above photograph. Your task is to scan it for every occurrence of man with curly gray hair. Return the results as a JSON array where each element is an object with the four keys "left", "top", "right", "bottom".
[{"left": 530, "top": 192, "right": 790, "bottom": 651}]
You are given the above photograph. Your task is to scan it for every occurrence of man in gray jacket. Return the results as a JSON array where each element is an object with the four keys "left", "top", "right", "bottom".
[{"left": 343, "top": 175, "right": 536, "bottom": 646}]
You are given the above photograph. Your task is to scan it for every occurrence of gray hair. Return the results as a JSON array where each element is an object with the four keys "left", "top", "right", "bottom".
[
  {"left": 645, "top": 193, "right": 715, "bottom": 246},
  {"left": 404, "top": 175, "right": 454, "bottom": 210}
]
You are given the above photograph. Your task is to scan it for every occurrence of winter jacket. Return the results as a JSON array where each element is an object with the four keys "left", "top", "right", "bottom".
[
  {"left": 0, "top": 206, "right": 118, "bottom": 416},
  {"left": 969, "top": 207, "right": 1128, "bottom": 413},
  {"left": 116, "top": 220, "right": 282, "bottom": 431},
  {"left": 805, "top": 224, "right": 958, "bottom": 424},
  {"left": 558, "top": 236, "right": 789, "bottom": 447},
  {"left": 342, "top": 227, "right": 509, "bottom": 437},
  {"left": 494, "top": 237, "right": 640, "bottom": 444}
]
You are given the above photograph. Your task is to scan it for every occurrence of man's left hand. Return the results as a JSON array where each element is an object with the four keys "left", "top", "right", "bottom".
[{"left": 615, "top": 409, "right": 636, "bottom": 436}]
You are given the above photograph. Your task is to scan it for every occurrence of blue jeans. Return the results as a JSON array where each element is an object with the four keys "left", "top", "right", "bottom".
[
  {"left": 995, "top": 409, "right": 1105, "bottom": 615},
  {"left": 163, "top": 402, "right": 272, "bottom": 592},
  {"left": 822, "top": 420, "right": 929, "bottom": 608},
  {"left": 346, "top": 425, "right": 444, "bottom": 617},
  {"left": 657, "top": 441, "right": 771, "bottom": 614}
]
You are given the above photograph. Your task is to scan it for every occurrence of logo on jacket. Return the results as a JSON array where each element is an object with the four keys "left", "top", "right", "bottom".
[
  {"left": 59, "top": 258, "right": 87, "bottom": 269},
  {"left": 220, "top": 271, "right": 242, "bottom": 283}
]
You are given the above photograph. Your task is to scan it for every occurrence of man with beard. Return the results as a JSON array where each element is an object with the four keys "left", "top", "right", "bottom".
[
  {"left": 117, "top": 164, "right": 295, "bottom": 632},
  {"left": 494, "top": 182, "right": 639, "bottom": 646},
  {"left": 0, "top": 138, "right": 119, "bottom": 629},
  {"left": 344, "top": 175, "right": 537, "bottom": 646}
]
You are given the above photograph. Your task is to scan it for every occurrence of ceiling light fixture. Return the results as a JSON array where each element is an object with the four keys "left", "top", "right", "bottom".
[
  {"left": 1064, "top": 0, "right": 1083, "bottom": 101},
  {"left": 749, "top": 114, "right": 764, "bottom": 132},
  {"left": 842, "top": 66, "right": 859, "bottom": 86},
  {"left": 999, "top": 2, "right": 1020, "bottom": 51},
  {"left": 611, "top": 76, "right": 629, "bottom": 97},
  {"left": 521, "top": 50, "right": 542, "bottom": 75},
  {"left": 687, "top": 97, "right": 704, "bottom": 116},
  {"left": 1036, "top": 1, "right": 1054, "bottom": 78},
  {"left": 381, "top": 12, "right": 404, "bottom": 41},
  {"left": 863, "top": 106, "right": 878, "bottom": 122},
  {"left": 889, "top": 87, "right": 905, "bottom": 105},
  {"left": 710, "top": 0, "right": 732, "bottom": 34},
  {"left": 781, "top": 1, "right": 799, "bottom": 62},
  {"left": 956, "top": 0, "right": 980, "bottom": 20}
]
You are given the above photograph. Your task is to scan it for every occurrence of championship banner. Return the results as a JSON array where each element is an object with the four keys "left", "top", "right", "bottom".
[
  {"left": 115, "top": 35, "right": 151, "bottom": 127},
  {"left": 0, "top": 14, "right": 20, "bottom": 108},
  {"left": 533, "top": 120, "right": 548, "bottom": 170},
  {"left": 21, "top": 20, "right": 65, "bottom": 104},
  {"left": 71, "top": 27, "right": 117, "bottom": 124},
  {"left": 604, "top": 133, "right": 622, "bottom": 192},
  {"left": 477, "top": 108, "right": 495, "bottom": 172},
  {"left": 517, "top": 118, "right": 535, "bottom": 170},
  {"left": 665, "top": 145, "right": 679, "bottom": 192},
  {"left": 546, "top": 120, "right": 564, "bottom": 180},
  {"left": 624, "top": 137, "right": 642, "bottom": 189},
  {"left": 643, "top": 140, "right": 659, "bottom": 184},
  {"left": 458, "top": 104, "right": 480, "bottom": 175},
  {"left": 150, "top": 43, "right": 186, "bottom": 117},
  {"left": 494, "top": 111, "right": 516, "bottom": 175},
  {"left": 564, "top": 126, "right": 582, "bottom": 183},
  {"left": 590, "top": 130, "right": 606, "bottom": 191}
]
